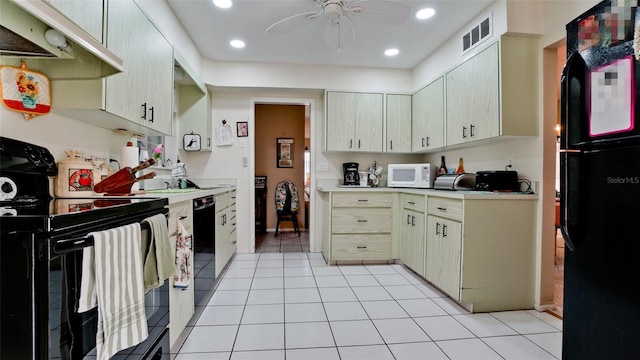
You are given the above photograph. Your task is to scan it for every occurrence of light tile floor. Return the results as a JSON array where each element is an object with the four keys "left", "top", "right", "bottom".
[{"left": 173, "top": 252, "right": 563, "bottom": 359}]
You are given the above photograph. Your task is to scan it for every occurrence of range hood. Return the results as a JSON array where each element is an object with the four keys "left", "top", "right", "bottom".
[{"left": 0, "top": 0, "right": 123, "bottom": 79}]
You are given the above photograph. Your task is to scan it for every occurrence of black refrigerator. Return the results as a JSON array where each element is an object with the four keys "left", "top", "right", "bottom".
[{"left": 561, "top": 0, "right": 640, "bottom": 358}]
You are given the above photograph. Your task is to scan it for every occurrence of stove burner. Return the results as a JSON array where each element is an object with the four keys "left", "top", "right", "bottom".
[{"left": 0, "top": 177, "right": 17, "bottom": 201}]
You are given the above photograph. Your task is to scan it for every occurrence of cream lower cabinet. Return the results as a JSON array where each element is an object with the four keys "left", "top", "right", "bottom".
[
  {"left": 424, "top": 196, "right": 536, "bottom": 312},
  {"left": 167, "top": 200, "right": 194, "bottom": 347},
  {"left": 400, "top": 194, "right": 426, "bottom": 276},
  {"left": 325, "top": 192, "right": 393, "bottom": 263},
  {"left": 215, "top": 189, "right": 237, "bottom": 276}
]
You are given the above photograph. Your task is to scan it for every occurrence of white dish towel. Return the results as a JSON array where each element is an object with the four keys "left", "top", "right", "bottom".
[{"left": 78, "top": 223, "right": 149, "bottom": 360}]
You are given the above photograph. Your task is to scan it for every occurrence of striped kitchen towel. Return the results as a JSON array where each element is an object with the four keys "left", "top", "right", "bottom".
[
  {"left": 78, "top": 223, "right": 149, "bottom": 360},
  {"left": 142, "top": 213, "right": 173, "bottom": 292}
]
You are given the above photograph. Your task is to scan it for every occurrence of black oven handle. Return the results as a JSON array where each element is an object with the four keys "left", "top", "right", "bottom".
[
  {"left": 51, "top": 213, "right": 167, "bottom": 255},
  {"left": 53, "top": 235, "right": 94, "bottom": 254}
]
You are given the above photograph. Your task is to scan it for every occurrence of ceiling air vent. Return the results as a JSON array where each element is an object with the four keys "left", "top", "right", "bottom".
[{"left": 462, "top": 15, "right": 492, "bottom": 53}]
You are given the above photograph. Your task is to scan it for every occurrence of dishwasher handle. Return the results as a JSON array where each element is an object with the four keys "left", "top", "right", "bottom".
[{"left": 193, "top": 195, "right": 216, "bottom": 210}]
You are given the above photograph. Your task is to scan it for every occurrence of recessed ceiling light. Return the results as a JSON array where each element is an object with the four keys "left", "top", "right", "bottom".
[
  {"left": 384, "top": 48, "right": 399, "bottom": 56},
  {"left": 230, "top": 39, "right": 245, "bottom": 48},
  {"left": 416, "top": 8, "right": 435, "bottom": 20},
  {"left": 213, "top": 0, "right": 232, "bottom": 9}
]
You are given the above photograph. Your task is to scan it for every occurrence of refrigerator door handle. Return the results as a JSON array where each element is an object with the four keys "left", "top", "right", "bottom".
[{"left": 560, "top": 51, "right": 587, "bottom": 150}]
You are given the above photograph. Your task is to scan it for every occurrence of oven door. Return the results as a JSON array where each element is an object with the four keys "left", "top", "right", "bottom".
[{"left": 46, "top": 211, "right": 170, "bottom": 359}]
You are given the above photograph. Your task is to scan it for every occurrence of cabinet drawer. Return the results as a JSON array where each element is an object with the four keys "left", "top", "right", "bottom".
[
  {"left": 332, "top": 193, "right": 392, "bottom": 208},
  {"left": 331, "top": 234, "right": 392, "bottom": 260},
  {"left": 427, "top": 197, "right": 463, "bottom": 221},
  {"left": 401, "top": 194, "right": 426, "bottom": 212},
  {"left": 332, "top": 208, "right": 392, "bottom": 233},
  {"left": 216, "top": 192, "right": 229, "bottom": 209}
]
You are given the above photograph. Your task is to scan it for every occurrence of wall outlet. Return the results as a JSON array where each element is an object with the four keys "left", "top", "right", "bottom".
[{"left": 318, "top": 163, "right": 330, "bottom": 172}]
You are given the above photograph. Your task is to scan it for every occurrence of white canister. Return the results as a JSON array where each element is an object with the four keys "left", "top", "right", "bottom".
[
  {"left": 359, "top": 172, "right": 368, "bottom": 186},
  {"left": 56, "top": 150, "right": 95, "bottom": 197}
]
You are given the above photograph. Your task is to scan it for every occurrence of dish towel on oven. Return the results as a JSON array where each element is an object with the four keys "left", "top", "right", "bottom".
[
  {"left": 77, "top": 223, "right": 149, "bottom": 360},
  {"left": 141, "top": 214, "right": 173, "bottom": 293}
]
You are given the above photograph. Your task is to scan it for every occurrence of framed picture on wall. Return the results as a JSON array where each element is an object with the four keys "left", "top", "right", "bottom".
[
  {"left": 237, "top": 121, "right": 248, "bottom": 137},
  {"left": 277, "top": 138, "right": 293, "bottom": 168}
]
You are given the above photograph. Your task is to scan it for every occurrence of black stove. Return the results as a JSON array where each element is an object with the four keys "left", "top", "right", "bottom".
[{"left": 0, "top": 137, "right": 170, "bottom": 360}]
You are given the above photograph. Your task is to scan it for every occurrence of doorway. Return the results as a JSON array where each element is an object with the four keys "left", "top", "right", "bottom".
[
  {"left": 543, "top": 41, "right": 566, "bottom": 318},
  {"left": 251, "top": 100, "right": 314, "bottom": 253}
]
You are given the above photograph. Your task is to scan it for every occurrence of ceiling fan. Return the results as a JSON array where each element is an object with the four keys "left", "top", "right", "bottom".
[{"left": 265, "top": 0, "right": 412, "bottom": 50}]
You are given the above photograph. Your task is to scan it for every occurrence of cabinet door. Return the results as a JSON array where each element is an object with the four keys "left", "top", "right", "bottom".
[
  {"left": 354, "top": 93, "right": 383, "bottom": 152},
  {"left": 144, "top": 19, "right": 173, "bottom": 135},
  {"left": 412, "top": 77, "right": 445, "bottom": 151},
  {"left": 400, "top": 209, "right": 414, "bottom": 268},
  {"left": 411, "top": 85, "right": 428, "bottom": 151},
  {"left": 412, "top": 211, "right": 426, "bottom": 277},
  {"left": 45, "top": 0, "right": 103, "bottom": 41},
  {"left": 445, "top": 58, "right": 474, "bottom": 146},
  {"left": 424, "top": 77, "right": 445, "bottom": 150},
  {"left": 468, "top": 42, "right": 499, "bottom": 141},
  {"left": 105, "top": 0, "right": 147, "bottom": 123},
  {"left": 214, "top": 209, "right": 228, "bottom": 277},
  {"left": 426, "top": 216, "right": 462, "bottom": 299},
  {"left": 326, "top": 92, "right": 356, "bottom": 151},
  {"left": 386, "top": 94, "right": 412, "bottom": 153}
]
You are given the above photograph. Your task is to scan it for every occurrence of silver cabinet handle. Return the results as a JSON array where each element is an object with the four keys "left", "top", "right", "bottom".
[
  {"left": 390, "top": 140, "right": 393, "bottom": 150},
  {"left": 407, "top": 214, "right": 411, "bottom": 225},
  {"left": 442, "top": 224, "right": 448, "bottom": 237},
  {"left": 357, "top": 246, "right": 367, "bottom": 249},
  {"left": 231, "top": 240, "right": 237, "bottom": 244},
  {"left": 358, "top": 199, "right": 368, "bottom": 202},
  {"left": 426, "top": 136, "right": 430, "bottom": 147},
  {"left": 179, "top": 215, "right": 187, "bottom": 220},
  {"left": 470, "top": 124, "right": 475, "bottom": 137},
  {"left": 436, "top": 206, "right": 447, "bottom": 211},
  {"left": 148, "top": 106, "right": 154, "bottom": 123},
  {"left": 422, "top": 137, "right": 425, "bottom": 147},
  {"left": 435, "top": 222, "right": 440, "bottom": 235},
  {"left": 411, "top": 215, "right": 415, "bottom": 227},
  {"left": 462, "top": 126, "right": 467, "bottom": 138},
  {"left": 408, "top": 201, "right": 415, "bottom": 205},
  {"left": 357, "top": 219, "right": 368, "bottom": 223}
]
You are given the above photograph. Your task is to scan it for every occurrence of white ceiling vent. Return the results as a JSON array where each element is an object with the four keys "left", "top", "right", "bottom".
[{"left": 462, "top": 14, "right": 492, "bottom": 53}]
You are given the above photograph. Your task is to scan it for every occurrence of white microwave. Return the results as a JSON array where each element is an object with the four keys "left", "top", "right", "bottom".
[{"left": 387, "top": 163, "right": 435, "bottom": 188}]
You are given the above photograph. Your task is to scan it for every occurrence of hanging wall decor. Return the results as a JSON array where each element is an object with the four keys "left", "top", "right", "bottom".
[
  {"left": 277, "top": 138, "right": 293, "bottom": 168},
  {"left": 0, "top": 60, "right": 51, "bottom": 120},
  {"left": 237, "top": 121, "right": 248, "bottom": 137}
]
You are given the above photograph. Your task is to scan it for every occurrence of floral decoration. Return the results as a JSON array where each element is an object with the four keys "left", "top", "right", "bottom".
[
  {"left": 15, "top": 71, "right": 39, "bottom": 109},
  {"left": 152, "top": 144, "right": 164, "bottom": 164}
]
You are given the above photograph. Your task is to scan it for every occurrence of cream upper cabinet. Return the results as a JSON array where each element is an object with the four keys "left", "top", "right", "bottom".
[
  {"left": 386, "top": 94, "right": 412, "bottom": 153},
  {"left": 178, "top": 86, "right": 211, "bottom": 152},
  {"left": 44, "top": 0, "right": 103, "bottom": 41},
  {"left": 50, "top": 0, "right": 174, "bottom": 136},
  {"left": 412, "top": 76, "right": 445, "bottom": 152},
  {"left": 326, "top": 91, "right": 383, "bottom": 152},
  {"left": 445, "top": 35, "right": 538, "bottom": 147}
]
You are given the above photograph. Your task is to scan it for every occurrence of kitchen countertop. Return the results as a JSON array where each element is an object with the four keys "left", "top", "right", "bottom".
[
  {"left": 127, "top": 186, "right": 236, "bottom": 204},
  {"left": 316, "top": 185, "right": 538, "bottom": 200}
]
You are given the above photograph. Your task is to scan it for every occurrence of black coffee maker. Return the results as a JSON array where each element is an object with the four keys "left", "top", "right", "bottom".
[{"left": 342, "top": 162, "right": 360, "bottom": 186}]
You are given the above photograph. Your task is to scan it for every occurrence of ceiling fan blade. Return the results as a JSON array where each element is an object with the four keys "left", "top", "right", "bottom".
[
  {"left": 350, "top": 0, "right": 411, "bottom": 25},
  {"left": 324, "top": 15, "right": 354, "bottom": 51},
  {"left": 266, "top": 11, "right": 320, "bottom": 35}
]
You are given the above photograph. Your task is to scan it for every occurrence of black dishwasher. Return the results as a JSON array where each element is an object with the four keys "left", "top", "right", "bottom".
[{"left": 192, "top": 194, "right": 216, "bottom": 306}]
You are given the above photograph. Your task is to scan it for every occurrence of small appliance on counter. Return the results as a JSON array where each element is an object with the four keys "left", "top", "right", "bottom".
[
  {"left": 475, "top": 170, "right": 519, "bottom": 192},
  {"left": 388, "top": 163, "right": 434, "bottom": 188},
  {"left": 432, "top": 173, "right": 476, "bottom": 191},
  {"left": 342, "top": 162, "right": 360, "bottom": 186}
]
